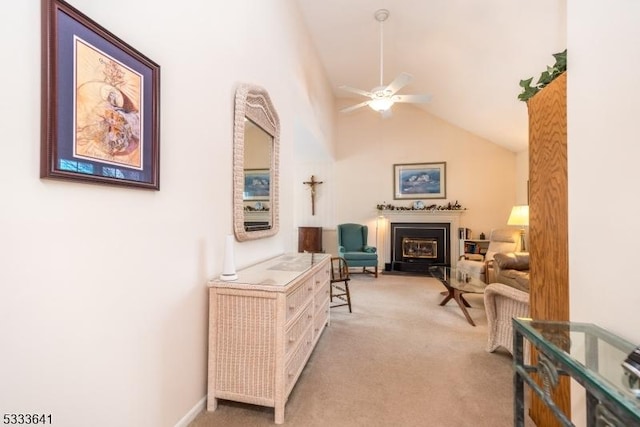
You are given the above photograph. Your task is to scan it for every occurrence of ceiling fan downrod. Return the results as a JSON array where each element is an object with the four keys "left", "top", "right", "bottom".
[{"left": 375, "top": 9, "right": 389, "bottom": 88}]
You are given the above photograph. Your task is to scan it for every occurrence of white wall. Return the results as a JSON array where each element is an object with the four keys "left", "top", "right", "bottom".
[
  {"left": 568, "top": 1, "right": 640, "bottom": 424},
  {"left": 568, "top": 0, "right": 640, "bottom": 347},
  {"left": 515, "top": 150, "right": 529, "bottom": 205},
  {"left": 0, "top": 1, "right": 334, "bottom": 426},
  {"left": 334, "top": 102, "right": 519, "bottom": 243}
]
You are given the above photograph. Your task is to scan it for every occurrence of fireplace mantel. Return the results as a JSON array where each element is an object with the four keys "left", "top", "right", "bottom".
[{"left": 377, "top": 209, "right": 466, "bottom": 269}]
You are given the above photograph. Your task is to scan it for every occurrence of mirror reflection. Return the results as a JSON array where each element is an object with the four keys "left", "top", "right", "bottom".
[{"left": 243, "top": 119, "right": 272, "bottom": 231}]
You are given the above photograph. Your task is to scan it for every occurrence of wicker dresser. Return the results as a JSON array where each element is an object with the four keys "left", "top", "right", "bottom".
[{"left": 207, "top": 253, "right": 331, "bottom": 424}]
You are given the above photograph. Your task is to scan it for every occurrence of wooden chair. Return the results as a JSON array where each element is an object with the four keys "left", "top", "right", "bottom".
[{"left": 330, "top": 257, "right": 352, "bottom": 312}]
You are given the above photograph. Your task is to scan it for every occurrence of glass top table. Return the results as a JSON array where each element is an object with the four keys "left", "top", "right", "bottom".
[
  {"left": 428, "top": 266, "right": 487, "bottom": 326},
  {"left": 513, "top": 318, "right": 640, "bottom": 426}
]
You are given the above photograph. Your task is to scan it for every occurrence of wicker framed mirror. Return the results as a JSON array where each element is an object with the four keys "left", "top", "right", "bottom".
[{"left": 233, "top": 84, "right": 280, "bottom": 241}]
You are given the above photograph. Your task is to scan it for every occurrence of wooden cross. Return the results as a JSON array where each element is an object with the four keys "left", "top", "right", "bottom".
[{"left": 303, "top": 175, "right": 324, "bottom": 215}]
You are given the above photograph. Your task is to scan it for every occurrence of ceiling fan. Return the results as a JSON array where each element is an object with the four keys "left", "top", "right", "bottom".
[{"left": 339, "top": 9, "right": 432, "bottom": 117}]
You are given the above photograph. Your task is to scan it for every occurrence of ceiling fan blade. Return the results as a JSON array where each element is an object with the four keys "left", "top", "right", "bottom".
[
  {"left": 393, "top": 94, "right": 432, "bottom": 104},
  {"left": 384, "top": 72, "right": 413, "bottom": 95},
  {"left": 339, "top": 85, "right": 374, "bottom": 98},
  {"left": 340, "top": 100, "right": 370, "bottom": 113}
]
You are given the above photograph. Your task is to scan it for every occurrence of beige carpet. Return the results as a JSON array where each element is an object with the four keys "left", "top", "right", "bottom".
[{"left": 190, "top": 272, "right": 527, "bottom": 427}]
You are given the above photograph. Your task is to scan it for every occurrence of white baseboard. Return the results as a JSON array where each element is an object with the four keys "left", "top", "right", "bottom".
[{"left": 174, "top": 396, "right": 206, "bottom": 427}]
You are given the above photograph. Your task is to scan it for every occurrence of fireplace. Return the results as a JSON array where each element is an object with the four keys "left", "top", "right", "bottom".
[
  {"left": 379, "top": 210, "right": 463, "bottom": 271},
  {"left": 388, "top": 222, "right": 450, "bottom": 273}
]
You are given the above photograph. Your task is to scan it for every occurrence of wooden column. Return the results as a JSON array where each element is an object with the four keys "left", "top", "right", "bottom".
[{"left": 527, "top": 72, "right": 570, "bottom": 426}]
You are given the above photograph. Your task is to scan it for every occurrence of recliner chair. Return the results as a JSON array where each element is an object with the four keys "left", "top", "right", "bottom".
[
  {"left": 457, "top": 227, "right": 521, "bottom": 283},
  {"left": 337, "top": 223, "right": 378, "bottom": 278}
]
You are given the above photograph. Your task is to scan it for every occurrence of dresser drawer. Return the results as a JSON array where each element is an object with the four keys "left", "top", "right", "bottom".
[
  {"left": 314, "top": 281, "right": 330, "bottom": 311},
  {"left": 314, "top": 266, "right": 330, "bottom": 291},
  {"left": 285, "top": 278, "right": 314, "bottom": 322},
  {"left": 285, "top": 303, "right": 313, "bottom": 355},
  {"left": 285, "top": 326, "right": 314, "bottom": 394},
  {"left": 314, "top": 298, "right": 329, "bottom": 338}
]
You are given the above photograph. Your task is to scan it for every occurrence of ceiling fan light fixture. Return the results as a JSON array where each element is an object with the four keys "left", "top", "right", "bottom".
[
  {"left": 338, "top": 8, "right": 431, "bottom": 115},
  {"left": 369, "top": 98, "right": 394, "bottom": 112}
]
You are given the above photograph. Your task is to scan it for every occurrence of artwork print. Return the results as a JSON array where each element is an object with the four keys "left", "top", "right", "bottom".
[
  {"left": 74, "top": 38, "right": 143, "bottom": 170},
  {"left": 393, "top": 162, "right": 446, "bottom": 199},
  {"left": 243, "top": 169, "right": 270, "bottom": 201},
  {"left": 41, "top": 0, "right": 160, "bottom": 189}
]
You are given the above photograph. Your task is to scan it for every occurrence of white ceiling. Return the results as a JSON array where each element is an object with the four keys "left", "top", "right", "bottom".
[{"left": 294, "top": 0, "right": 566, "bottom": 152}]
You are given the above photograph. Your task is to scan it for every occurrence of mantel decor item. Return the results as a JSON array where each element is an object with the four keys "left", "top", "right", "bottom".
[
  {"left": 376, "top": 200, "right": 464, "bottom": 211},
  {"left": 41, "top": 0, "right": 161, "bottom": 189},
  {"left": 393, "top": 162, "right": 446, "bottom": 200}
]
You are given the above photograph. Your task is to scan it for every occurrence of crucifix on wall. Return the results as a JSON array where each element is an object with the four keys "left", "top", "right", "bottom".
[{"left": 303, "top": 175, "right": 324, "bottom": 215}]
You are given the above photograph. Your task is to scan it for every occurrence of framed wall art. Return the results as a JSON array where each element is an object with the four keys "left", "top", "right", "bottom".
[
  {"left": 41, "top": 0, "right": 161, "bottom": 189},
  {"left": 393, "top": 162, "right": 446, "bottom": 200},
  {"left": 243, "top": 169, "right": 270, "bottom": 201}
]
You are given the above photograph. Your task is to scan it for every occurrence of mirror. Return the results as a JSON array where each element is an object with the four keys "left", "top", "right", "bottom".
[{"left": 233, "top": 83, "right": 280, "bottom": 241}]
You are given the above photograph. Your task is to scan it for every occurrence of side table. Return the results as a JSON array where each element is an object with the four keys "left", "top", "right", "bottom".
[
  {"left": 428, "top": 266, "right": 487, "bottom": 326},
  {"left": 513, "top": 318, "right": 640, "bottom": 426}
]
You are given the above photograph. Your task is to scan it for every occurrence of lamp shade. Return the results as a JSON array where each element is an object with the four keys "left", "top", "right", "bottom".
[{"left": 507, "top": 205, "right": 529, "bottom": 227}]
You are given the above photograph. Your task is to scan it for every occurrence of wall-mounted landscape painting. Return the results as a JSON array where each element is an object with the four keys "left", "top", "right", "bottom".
[{"left": 393, "top": 162, "right": 446, "bottom": 199}]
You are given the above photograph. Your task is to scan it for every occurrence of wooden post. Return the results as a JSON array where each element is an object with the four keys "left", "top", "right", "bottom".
[{"left": 528, "top": 72, "right": 569, "bottom": 427}]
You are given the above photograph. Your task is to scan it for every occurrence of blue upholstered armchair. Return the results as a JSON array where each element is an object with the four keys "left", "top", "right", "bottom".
[{"left": 337, "top": 223, "right": 378, "bottom": 278}]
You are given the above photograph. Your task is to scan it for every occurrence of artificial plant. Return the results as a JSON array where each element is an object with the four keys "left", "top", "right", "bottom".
[{"left": 518, "top": 49, "right": 567, "bottom": 102}]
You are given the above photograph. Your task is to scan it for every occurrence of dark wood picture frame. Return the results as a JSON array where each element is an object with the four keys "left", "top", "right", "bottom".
[{"left": 41, "top": 0, "right": 161, "bottom": 189}]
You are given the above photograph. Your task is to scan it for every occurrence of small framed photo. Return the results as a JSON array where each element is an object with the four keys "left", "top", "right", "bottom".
[
  {"left": 243, "top": 169, "right": 270, "bottom": 201},
  {"left": 41, "top": 0, "right": 161, "bottom": 189},
  {"left": 393, "top": 162, "right": 446, "bottom": 200}
]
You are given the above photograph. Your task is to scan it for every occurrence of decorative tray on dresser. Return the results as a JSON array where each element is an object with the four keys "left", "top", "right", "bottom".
[{"left": 206, "top": 252, "right": 331, "bottom": 424}]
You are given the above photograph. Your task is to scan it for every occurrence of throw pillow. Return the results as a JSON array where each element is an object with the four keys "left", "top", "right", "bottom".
[{"left": 493, "top": 252, "right": 529, "bottom": 271}]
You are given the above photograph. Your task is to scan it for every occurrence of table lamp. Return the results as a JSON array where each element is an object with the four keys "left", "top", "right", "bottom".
[{"left": 507, "top": 205, "right": 529, "bottom": 251}]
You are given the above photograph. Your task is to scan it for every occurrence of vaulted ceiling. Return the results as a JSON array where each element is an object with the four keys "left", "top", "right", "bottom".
[{"left": 295, "top": 0, "right": 566, "bottom": 152}]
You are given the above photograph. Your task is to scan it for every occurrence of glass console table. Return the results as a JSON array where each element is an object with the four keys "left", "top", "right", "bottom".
[
  {"left": 428, "top": 266, "right": 487, "bottom": 326},
  {"left": 513, "top": 318, "right": 640, "bottom": 426}
]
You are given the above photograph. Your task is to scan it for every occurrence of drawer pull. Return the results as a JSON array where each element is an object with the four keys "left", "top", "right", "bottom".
[
  {"left": 289, "top": 305, "right": 295, "bottom": 310},
  {"left": 289, "top": 337, "right": 295, "bottom": 343}
]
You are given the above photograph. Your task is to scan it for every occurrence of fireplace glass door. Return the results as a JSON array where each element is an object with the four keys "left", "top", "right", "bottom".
[{"left": 402, "top": 238, "right": 437, "bottom": 259}]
